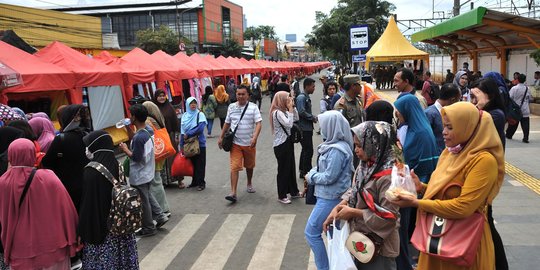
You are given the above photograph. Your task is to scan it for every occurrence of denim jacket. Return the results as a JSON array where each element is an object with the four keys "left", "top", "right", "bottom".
[{"left": 306, "top": 148, "right": 352, "bottom": 200}]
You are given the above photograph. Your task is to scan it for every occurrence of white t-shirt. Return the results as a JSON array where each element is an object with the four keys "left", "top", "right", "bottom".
[{"left": 225, "top": 102, "right": 262, "bottom": 146}]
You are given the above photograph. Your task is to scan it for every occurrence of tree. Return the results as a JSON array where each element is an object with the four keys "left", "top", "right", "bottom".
[
  {"left": 136, "top": 25, "right": 193, "bottom": 55},
  {"left": 243, "top": 25, "right": 277, "bottom": 40},
  {"left": 306, "top": 0, "right": 395, "bottom": 66},
  {"left": 220, "top": 39, "right": 242, "bottom": 58}
]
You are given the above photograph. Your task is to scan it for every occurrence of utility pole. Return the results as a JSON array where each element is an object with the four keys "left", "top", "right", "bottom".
[{"left": 453, "top": 0, "right": 461, "bottom": 16}]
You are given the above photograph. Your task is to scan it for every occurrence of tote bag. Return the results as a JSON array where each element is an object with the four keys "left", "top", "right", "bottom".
[
  {"left": 150, "top": 124, "right": 176, "bottom": 162},
  {"left": 171, "top": 153, "right": 194, "bottom": 177}
]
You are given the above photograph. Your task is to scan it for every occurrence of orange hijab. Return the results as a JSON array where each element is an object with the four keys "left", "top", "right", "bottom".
[
  {"left": 424, "top": 102, "right": 504, "bottom": 204},
  {"left": 215, "top": 85, "right": 229, "bottom": 103}
]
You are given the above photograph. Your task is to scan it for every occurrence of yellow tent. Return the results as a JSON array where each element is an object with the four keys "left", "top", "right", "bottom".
[{"left": 365, "top": 16, "right": 429, "bottom": 69}]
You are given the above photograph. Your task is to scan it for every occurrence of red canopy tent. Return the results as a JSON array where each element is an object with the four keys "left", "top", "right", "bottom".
[
  {"left": 216, "top": 56, "right": 246, "bottom": 77},
  {"left": 0, "top": 41, "right": 75, "bottom": 105},
  {"left": 122, "top": 48, "right": 179, "bottom": 90},
  {"left": 188, "top": 53, "right": 225, "bottom": 77},
  {"left": 174, "top": 52, "right": 212, "bottom": 78},
  {"left": 226, "top": 56, "right": 254, "bottom": 74},
  {"left": 203, "top": 54, "right": 238, "bottom": 77},
  {"left": 94, "top": 51, "right": 156, "bottom": 103},
  {"left": 151, "top": 50, "right": 197, "bottom": 79}
]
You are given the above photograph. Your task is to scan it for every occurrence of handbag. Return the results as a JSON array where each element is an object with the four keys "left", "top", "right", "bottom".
[
  {"left": 411, "top": 183, "right": 486, "bottom": 267},
  {"left": 222, "top": 103, "right": 249, "bottom": 152},
  {"left": 183, "top": 112, "right": 201, "bottom": 158},
  {"left": 149, "top": 124, "right": 176, "bottom": 162},
  {"left": 506, "top": 87, "right": 528, "bottom": 125},
  {"left": 171, "top": 153, "right": 194, "bottom": 177},
  {"left": 274, "top": 111, "right": 302, "bottom": 143},
  {"left": 327, "top": 219, "right": 357, "bottom": 270},
  {"left": 345, "top": 231, "right": 382, "bottom": 264}
]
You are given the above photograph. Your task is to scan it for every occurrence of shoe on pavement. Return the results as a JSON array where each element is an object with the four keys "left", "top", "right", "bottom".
[
  {"left": 246, "top": 185, "right": 256, "bottom": 193},
  {"left": 70, "top": 259, "right": 82, "bottom": 270},
  {"left": 156, "top": 216, "right": 169, "bottom": 229},
  {"left": 290, "top": 192, "right": 304, "bottom": 199},
  {"left": 523, "top": 139, "right": 529, "bottom": 143},
  {"left": 225, "top": 194, "right": 237, "bottom": 203},
  {"left": 164, "top": 211, "right": 172, "bottom": 218},
  {"left": 278, "top": 198, "right": 292, "bottom": 204},
  {"left": 136, "top": 229, "right": 157, "bottom": 237}
]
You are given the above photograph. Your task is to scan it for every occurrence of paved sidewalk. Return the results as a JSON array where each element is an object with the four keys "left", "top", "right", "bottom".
[{"left": 375, "top": 88, "right": 540, "bottom": 269}]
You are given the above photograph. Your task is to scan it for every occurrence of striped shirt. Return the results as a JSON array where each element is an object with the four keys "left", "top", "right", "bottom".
[{"left": 225, "top": 102, "right": 262, "bottom": 146}]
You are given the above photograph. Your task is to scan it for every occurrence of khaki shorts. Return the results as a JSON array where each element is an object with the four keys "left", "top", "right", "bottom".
[{"left": 230, "top": 143, "right": 256, "bottom": 172}]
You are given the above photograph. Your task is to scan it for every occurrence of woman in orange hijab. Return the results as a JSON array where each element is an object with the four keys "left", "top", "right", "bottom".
[
  {"left": 391, "top": 102, "right": 504, "bottom": 270},
  {"left": 214, "top": 85, "right": 230, "bottom": 129}
]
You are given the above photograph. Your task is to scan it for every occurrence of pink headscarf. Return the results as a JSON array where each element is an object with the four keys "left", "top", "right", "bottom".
[
  {"left": 28, "top": 117, "right": 56, "bottom": 152},
  {"left": 269, "top": 91, "right": 290, "bottom": 131},
  {"left": 0, "top": 139, "right": 80, "bottom": 269}
]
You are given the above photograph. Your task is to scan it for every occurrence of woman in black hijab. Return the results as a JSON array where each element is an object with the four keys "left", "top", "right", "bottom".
[
  {"left": 79, "top": 130, "right": 139, "bottom": 269},
  {"left": 6, "top": 120, "right": 37, "bottom": 141},
  {"left": 365, "top": 100, "right": 395, "bottom": 125},
  {"left": 42, "top": 105, "right": 91, "bottom": 211},
  {"left": 152, "top": 89, "right": 181, "bottom": 187}
]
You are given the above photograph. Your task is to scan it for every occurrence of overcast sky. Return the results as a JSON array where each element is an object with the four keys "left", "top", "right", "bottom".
[{"left": 4, "top": 0, "right": 456, "bottom": 40}]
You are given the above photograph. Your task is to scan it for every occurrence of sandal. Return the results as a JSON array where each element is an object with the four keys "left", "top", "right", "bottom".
[
  {"left": 178, "top": 182, "right": 186, "bottom": 189},
  {"left": 246, "top": 185, "right": 256, "bottom": 193}
]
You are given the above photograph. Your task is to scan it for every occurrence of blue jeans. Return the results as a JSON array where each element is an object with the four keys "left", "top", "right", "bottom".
[
  {"left": 305, "top": 197, "right": 341, "bottom": 270},
  {"left": 207, "top": 118, "right": 214, "bottom": 135}
]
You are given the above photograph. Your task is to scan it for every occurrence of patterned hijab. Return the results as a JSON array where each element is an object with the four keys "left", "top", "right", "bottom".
[
  {"left": 349, "top": 121, "right": 397, "bottom": 214},
  {"left": 142, "top": 101, "right": 166, "bottom": 129},
  {"left": 0, "top": 103, "right": 23, "bottom": 126}
]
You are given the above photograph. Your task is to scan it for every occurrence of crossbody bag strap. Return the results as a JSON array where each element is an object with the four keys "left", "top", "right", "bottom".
[
  {"left": 232, "top": 103, "right": 249, "bottom": 135},
  {"left": 19, "top": 168, "right": 37, "bottom": 207},
  {"left": 274, "top": 111, "right": 290, "bottom": 137},
  {"left": 520, "top": 87, "right": 528, "bottom": 107},
  {"left": 86, "top": 161, "right": 120, "bottom": 186}
]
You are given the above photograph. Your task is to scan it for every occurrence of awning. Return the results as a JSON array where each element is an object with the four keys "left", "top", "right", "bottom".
[{"left": 0, "top": 60, "right": 22, "bottom": 90}]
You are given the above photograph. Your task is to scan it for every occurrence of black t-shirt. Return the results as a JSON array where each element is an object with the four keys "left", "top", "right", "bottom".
[{"left": 274, "top": 82, "right": 290, "bottom": 93}]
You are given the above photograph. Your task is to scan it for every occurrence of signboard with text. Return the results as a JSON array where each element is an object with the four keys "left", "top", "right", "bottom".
[
  {"left": 352, "top": 54, "right": 366, "bottom": 63},
  {"left": 350, "top": 25, "right": 369, "bottom": 50}
]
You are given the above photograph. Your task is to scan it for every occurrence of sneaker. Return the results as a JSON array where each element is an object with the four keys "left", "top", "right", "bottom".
[
  {"left": 290, "top": 192, "right": 304, "bottom": 199},
  {"left": 278, "top": 198, "right": 292, "bottom": 204},
  {"left": 225, "top": 194, "right": 237, "bottom": 203},
  {"left": 136, "top": 229, "right": 157, "bottom": 237},
  {"left": 156, "top": 216, "right": 169, "bottom": 229},
  {"left": 164, "top": 211, "right": 172, "bottom": 218},
  {"left": 70, "top": 259, "right": 82, "bottom": 270},
  {"left": 246, "top": 185, "right": 256, "bottom": 193}
]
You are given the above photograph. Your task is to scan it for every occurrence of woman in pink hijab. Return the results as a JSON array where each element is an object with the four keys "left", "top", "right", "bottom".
[
  {"left": 28, "top": 117, "right": 56, "bottom": 153},
  {"left": 0, "top": 139, "right": 80, "bottom": 270}
]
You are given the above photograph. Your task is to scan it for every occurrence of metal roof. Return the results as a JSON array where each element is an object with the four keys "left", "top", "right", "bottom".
[{"left": 411, "top": 7, "right": 540, "bottom": 55}]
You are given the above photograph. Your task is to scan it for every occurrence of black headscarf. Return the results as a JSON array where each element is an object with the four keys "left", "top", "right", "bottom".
[
  {"left": 79, "top": 130, "right": 118, "bottom": 244},
  {"left": 152, "top": 89, "right": 179, "bottom": 133},
  {"left": 7, "top": 120, "right": 37, "bottom": 141},
  {"left": 366, "top": 100, "right": 395, "bottom": 125},
  {"left": 0, "top": 127, "right": 24, "bottom": 175},
  {"left": 60, "top": 104, "right": 91, "bottom": 134}
]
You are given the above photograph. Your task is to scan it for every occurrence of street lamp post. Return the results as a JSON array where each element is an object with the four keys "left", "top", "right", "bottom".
[{"left": 172, "top": 1, "right": 203, "bottom": 43}]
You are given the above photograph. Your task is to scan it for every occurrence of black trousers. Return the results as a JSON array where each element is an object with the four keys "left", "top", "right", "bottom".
[
  {"left": 299, "top": 130, "right": 314, "bottom": 177},
  {"left": 251, "top": 96, "right": 262, "bottom": 109},
  {"left": 219, "top": 118, "right": 226, "bottom": 129},
  {"left": 506, "top": 116, "right": 530, "bottom": 140},
  {"left": 188, "top": 147, "right": 206, "bottom": 188},
  {"left": 488, "top": 205, "right": 509, "bottom": 270},
  {"left": 274, "top": 138, "right": 299, "bottom": 199}
]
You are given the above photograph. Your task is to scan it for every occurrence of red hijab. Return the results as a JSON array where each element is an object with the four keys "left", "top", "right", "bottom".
[{"left": 0, "top": 139, "right": 80, "bottom": 269}]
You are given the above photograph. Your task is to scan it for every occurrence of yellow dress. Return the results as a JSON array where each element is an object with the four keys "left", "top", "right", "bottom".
[{"left": 416, "top": 152, "right": 497, "bottom": 270}]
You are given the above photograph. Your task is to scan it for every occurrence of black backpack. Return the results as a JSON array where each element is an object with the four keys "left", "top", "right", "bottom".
[
  {"left": 428, "top": 81, "right": 440, "bottom": 101},
  {"left": 86, "top": 161, "right": 142, "bottom": 235}
]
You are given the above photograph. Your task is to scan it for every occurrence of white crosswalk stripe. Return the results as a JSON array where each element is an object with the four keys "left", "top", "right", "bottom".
[
  {"left": 190, "top": 214, "right": 253, "bottom": 270},
  {"left": 139, "top": 214, "right": 209, "bottom": 270},
  {"left": 247, "top": 214, "right": 296, "bottom": 270}
]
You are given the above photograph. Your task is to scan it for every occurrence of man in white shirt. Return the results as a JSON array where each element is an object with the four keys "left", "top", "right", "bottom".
[{"left": 218, "top": 85, "right": 262, "bottom": 203}]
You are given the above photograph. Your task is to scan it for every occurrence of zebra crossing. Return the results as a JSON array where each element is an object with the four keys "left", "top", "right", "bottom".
[{"left": 136, "top": 213, "right": 319, "bottom": 270}]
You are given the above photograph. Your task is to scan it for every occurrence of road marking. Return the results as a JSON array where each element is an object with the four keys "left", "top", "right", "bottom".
[
  {"left": 190, "top": 214, "right": 253, "bottom": 270},
  {"left": 505, "top": 162, "right": 540, "bottom": 195},
  {"left": 247, "top": 214, "right": 295, "bottom": 270},
  {"left": 508, "top": 180, "right": 524, "bottom": 186},
  {"left": 139, "top": 214, "right": 209, "bottom": 270}
]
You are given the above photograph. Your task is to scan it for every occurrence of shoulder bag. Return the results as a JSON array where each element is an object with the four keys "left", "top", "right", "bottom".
[
  {"left": 149, "top": 123, "right": 176, "bottom": 162},
  {"left": 411, "top": 183, "right": 486, "bottom": 267},
  {"left": 507, "top": 87, "right": 528, "bottom": 125},
  {"left": 222, "top": 103, "right": 249, "bottom": 152},
  {"left": 183, "top": 112, "right": 201, "bottom": 158},
  {"left": 275, "top": 111, "right": 303, "bottom": 144}
]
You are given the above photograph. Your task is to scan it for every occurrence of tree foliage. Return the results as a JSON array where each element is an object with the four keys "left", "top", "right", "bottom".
[
  {"left": 220, "top": 39, "right": 243, "bottom": 58},
  {"left": 306, "top": 0, "right": 395, "bottom": 66},
  {"left": 136, "top": 25, "right": 194, "bottom": 55},
  {"left": 243, "top": 25, "right": 278, "bottom": 40}
]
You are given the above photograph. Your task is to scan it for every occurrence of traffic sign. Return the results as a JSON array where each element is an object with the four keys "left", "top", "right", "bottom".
[
  {"left": 352, "top": 55, "right": 366, "bottom": 63},
  {"left": 350, "top": 25, "right": 369, "bottom": 50},
  {"left": 179, "top": 42, "right": 186, "bottom": 51}
]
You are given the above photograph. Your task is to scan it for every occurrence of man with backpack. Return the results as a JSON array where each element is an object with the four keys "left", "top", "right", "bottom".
[
  {"left": 296, "top": 78, "right": 317, "bottom": 179},
  {"left": 119, "top": 104, "right": 168, "bottom": 237},
  {"left": 421, "top": 71, "right": 439, "bottom": 106}
]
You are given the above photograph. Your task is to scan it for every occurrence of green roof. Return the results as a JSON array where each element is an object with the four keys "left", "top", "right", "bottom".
[{"left": 411, "top": 7, "right": 488, "bottom": 43}]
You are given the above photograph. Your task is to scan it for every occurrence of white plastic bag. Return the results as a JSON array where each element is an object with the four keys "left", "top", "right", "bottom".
[
  {"left": 385, "top": 164, "right": 417, "bottom": 201},
  {"left": 327, "top": 219, "right": 357, "bottom": 270}
]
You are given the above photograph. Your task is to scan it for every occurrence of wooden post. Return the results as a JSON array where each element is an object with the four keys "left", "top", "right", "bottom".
[
  {"left": 500, "top": 48, "right": 507, "bottom": 79},
  {"left": 473, "top": 51, "right": 479, "bottom": 72},
  {"left": 452, "top": 53, "right": 458, "bottom": 74}
]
